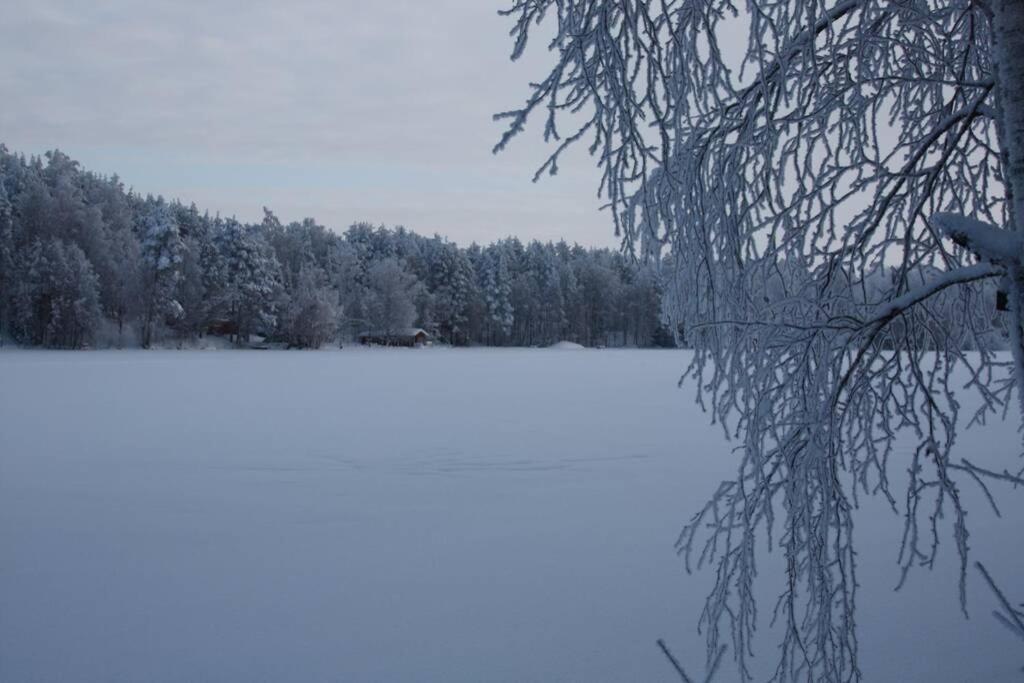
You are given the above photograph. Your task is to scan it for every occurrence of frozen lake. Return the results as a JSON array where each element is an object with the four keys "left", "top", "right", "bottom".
[{"left": 1, "top": 349, "right": 1021, "bottom": 681}]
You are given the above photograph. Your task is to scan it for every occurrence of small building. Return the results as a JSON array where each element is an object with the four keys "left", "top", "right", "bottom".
[{"left": 358, "top": 328, "right": 429, "bottom": 347}]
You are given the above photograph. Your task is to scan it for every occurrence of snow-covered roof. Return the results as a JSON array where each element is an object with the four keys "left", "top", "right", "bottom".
[{"left": 358, "top": 328, "right": 429, "bottom": 338}]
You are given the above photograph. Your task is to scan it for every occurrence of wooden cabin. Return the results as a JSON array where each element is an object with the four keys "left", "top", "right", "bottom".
[{"left": 358, "top": 328, "right": 429, "bottom": 347}]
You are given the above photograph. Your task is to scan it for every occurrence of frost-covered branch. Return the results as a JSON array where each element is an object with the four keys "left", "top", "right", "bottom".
[
  {"left": 976, "top": 561, "right": 1024, "bottom": 669},
  {"left": 932, "top": 213, "right": 1021, "bottom": 266},
  {"left": 497, "top": 0, "right": 1024, "bottom": 679}
]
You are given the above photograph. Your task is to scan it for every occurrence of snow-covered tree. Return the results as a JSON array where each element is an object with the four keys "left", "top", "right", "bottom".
[
  {"left": 281, "top": 265, "right": 339, "bottom": 349},
  {"left": 497, "top": 0, "right": 1024, "bottom": 679},
  {"left": 87, "top": 177, "right": 141, "bottom": 346},
  {"left": 481, "top": 246, "right": 515, "bottom": 343},
  {"left": 100, "top": 226, "right": 141, "bottom": 346},
  {"left": 0, "top": 147, "right": 667, "bottom": 350},
  {"left": 430, "top": 242, "right": 475, "bottom": 344},
  {"left": 0, "top": 175, "right": 14, "bottom": 343},
  {"left": 212, "top": 219, "right": 282, "bottom": 345},
  {"left": 138, "top": 198, "right": 184, "bottom": 347},
  {"left": 10, "top": 239, "right": 100, "bottom": 348},
  {"left": 535, "top": 245, "right": 567, "bottom": 344},
  {"left": 363, "top": 257, "right": 419, "bottom": 336}
]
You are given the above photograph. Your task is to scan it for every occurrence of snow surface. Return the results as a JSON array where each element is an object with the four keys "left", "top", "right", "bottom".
[{"left": 0, "top": 349, "right": 1022, "bottom": 682}]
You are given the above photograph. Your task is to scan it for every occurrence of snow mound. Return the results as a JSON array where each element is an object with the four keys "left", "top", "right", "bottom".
[{"left": 548, "top": 341, "right": 585, "bottom": 350}]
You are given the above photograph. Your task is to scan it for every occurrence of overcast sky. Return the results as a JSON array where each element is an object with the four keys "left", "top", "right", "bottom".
[{"left": 1, "top": 1, "right": 616, "bottom": 247}]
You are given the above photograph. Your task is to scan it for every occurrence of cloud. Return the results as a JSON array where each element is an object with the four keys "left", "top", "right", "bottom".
[{"left": 1, "top": 0, "right": 616, "bottom": 247}]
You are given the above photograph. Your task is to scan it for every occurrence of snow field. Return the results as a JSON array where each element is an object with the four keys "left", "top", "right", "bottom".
[{"left": 0, "top": 348, "right": 1021, "bottom": 681}]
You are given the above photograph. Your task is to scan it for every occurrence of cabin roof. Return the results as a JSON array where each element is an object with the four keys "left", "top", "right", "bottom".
[{"left": 358, "top": 328, "right": 428, "bottom": 338}]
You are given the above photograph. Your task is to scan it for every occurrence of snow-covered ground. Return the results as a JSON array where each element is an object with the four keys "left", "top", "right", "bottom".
[{"left": 0, "top": 348, "right": 1021, "bottom": 682}]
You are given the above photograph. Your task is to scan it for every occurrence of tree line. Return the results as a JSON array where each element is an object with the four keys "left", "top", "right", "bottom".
[{"left": 0, "top": 147, "right": 675, "bottom": 349}]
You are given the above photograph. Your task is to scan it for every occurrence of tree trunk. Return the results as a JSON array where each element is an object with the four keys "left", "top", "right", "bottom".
[
  {"left": 994, "top": 0, "right": 1024, "bottom": 232},
  {"left": 993, "top": 0, "right": 1024, "bottom": 415}
]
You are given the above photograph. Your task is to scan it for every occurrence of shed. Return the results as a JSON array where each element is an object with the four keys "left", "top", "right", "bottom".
[{"left": 358, "top": 328, "right": 429, "bottom": 347}]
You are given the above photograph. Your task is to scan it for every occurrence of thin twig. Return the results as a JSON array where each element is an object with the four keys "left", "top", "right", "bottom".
[{"left": 657, "top": 638, "right": 696, "bottom": 683}]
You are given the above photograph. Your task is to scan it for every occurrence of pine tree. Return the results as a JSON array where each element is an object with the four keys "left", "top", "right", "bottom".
[
  {"left": 138, "top": 198, "right": 184, "bottom": 347},
  {"left": 481, "top": 246, "right": 514, "bottom": 343},
  {"left": 213, "top": 219, "right": 282, "bottom": 345},
  {"left": 10, "top": 239, "right": 100, "bottom": 348},
  {"left": 0, "top": 176, "right": 14, "bottom": 344},
  {"left": 430, "top": 244, "right": 473, "bottom": 344}
]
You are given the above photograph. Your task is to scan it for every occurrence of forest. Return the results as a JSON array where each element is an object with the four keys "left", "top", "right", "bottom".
[{"left": 0, "top": 147, "right": 673, "bottom": 350}]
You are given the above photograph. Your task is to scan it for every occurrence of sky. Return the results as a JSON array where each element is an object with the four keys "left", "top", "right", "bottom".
[{"left": 0, "top": 0, "right": 617, "bottom": 248}]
